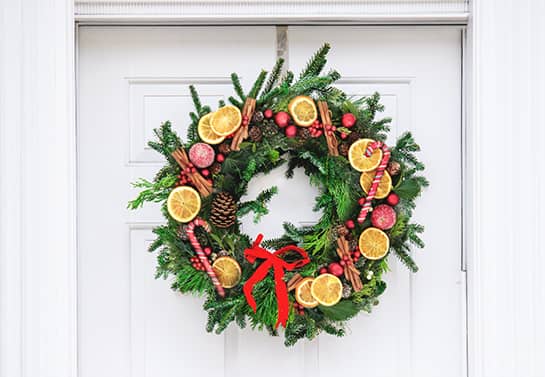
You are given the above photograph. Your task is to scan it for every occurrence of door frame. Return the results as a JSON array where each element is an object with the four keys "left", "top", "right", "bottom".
[{"left": 2, "top": 1, "right": 540, "bottom": 377}]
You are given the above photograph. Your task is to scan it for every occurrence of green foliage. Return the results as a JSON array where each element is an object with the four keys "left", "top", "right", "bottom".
[{"left": 128, "top": 44, "right": 429, "bottom": 347}]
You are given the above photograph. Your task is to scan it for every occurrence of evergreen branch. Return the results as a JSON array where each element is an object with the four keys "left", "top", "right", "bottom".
[
  {"left": 189, "top": 85, "right": 203, "bottom": 115},
  {"left": 300, "top": 43, "right": 331, "bottom": 79},
  {"left": 127, "top": 175, "right": 177, "bottom": 209},
  {"left": 248, "top": 70, "right": 268, "bottom": 99},
  {"left": 261, "top": 58, "right": 285, "bottom": 97},
  {"left": 231, "top": 73, "right": 246, "bottom": 101},
  {"left": 228, "top": 96, "right": 243, "bottom": 108}
]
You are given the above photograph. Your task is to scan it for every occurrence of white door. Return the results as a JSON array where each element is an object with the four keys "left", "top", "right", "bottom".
[{"left": 78, "top": 26, "right": 463, "bottom": 377}]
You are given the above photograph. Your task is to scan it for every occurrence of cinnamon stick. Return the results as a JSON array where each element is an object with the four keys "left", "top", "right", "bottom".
[
  {"left": 336, "top": 237, "right": 363, "bottom": 292},
  {"left": 317, "top": 101, "right": 339, "bottom": 156},
  {"left": 287, "top": 273, "right": 304, "bottom": 292},
  {"left": 231, "top": 97, "right": 256, "bottom": 151},
  {"left": 171, "top": 148, "right": 213, "bottom": 197}
]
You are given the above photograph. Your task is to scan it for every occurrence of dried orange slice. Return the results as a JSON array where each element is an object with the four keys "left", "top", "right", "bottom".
[
  {"left": 359, "top": 227, "right": 390, "bottom": 260},
  {"left": 310, "top": 273, "right": 342, "bottom": 307},
  {"left": 212, "top": 256, "right": 241, "bottom": 288},
  {"left": 198, "top": 112, "right": 225, "bottom": 144},
  {"left": 210, "top": 105, "right": 242, "bottom": 136},
  {"left": 295, "top": 277, "right": 318, "bottom": 308},
  {"left": 360, "top": 170, "right": 392, "bottom": 199},
  {"left": 166, "top": 186, "right": 201, "bottom": 223},
  {"left": 288, "top": 95, "right": 318, "bottom": 127},
  {"left": 348, "top": 138, "right": 383, "bottom": 172}
]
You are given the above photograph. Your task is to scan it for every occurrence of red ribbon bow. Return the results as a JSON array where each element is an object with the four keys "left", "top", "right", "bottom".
[{"left": 243, "top": 234, "right": 310, "bottom": 328}]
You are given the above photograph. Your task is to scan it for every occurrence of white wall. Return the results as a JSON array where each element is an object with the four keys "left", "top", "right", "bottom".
[{"left": 0, "top": 1, "right": 544, "bottom": 376}]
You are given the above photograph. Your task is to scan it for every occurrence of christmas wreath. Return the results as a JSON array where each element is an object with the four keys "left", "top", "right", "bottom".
[{"left": 129, "top": 44, "right": 428, "bottom": 346}]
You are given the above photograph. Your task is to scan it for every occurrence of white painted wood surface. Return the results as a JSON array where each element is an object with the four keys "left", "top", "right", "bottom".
[
  {"left": 77, "top": 26, "right": 463, "bottom": 377},
  {"left": 2, "top": 1, "right": 545, "bottom": 377}
]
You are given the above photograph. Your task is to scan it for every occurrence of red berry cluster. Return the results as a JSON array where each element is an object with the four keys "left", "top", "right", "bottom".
[
  {"left": 309, "top": 120, "right": 323, "bottom": 138},
  {"left": 190, "top": 256, "right": 205, "bottom": 271},
  {"left": 190, "top": 247, "right": 212, "bottom": 271},
  {"left": 324, "top": 123, "right": 336, "bottom": 136},
  {"left": 293, "top": 302, "right": 305, "bottom": 315},
  {"left": 350, "top": 247, "right": 361, "bottom": 263},
  {"left": 177, "top": 165, "right": 195, "bottom": 186},
  {"left": 242, "top": 115, "right": 250, "bottom": 127}
]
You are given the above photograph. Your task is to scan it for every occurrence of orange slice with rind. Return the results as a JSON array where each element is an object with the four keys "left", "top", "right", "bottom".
[
  {"left": 310, "top": 273, "right": 343, "bottom": 307},
  {"left": 198, "top": 112, "right": 225, "bottom": 144},
  {"left": 359, "top": 227, "right": 390, "bottom": 260},
  {"left": 295, "top": 277, "right": 319, "bottom": 308},
  {"left": 288, "top": 95, "right": 318, "bottom": 127},
  {"left": 212, "top": 256, "right": 241, "bottom": 288},
  {"left": 210, "top": 105, "right": 242, "bottom": 136},
  {"left": 348, "top": 138, "right": 383, "bottom": 172},
  {"left": 360, "top": 170, "right": 392, "bottom": 199},
  {"left": 166, "top": 186, "right": 201, "bottom": 223}
]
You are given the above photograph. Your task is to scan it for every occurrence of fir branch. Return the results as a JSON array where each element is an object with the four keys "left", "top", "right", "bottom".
[
  {"left": 248, "top": 70, "right": 268, "bottom": 99},
  {"left": 189, "top": 85, "right": 203, "bottom": 115},
  {"left": 231, "top": 73, "right": 246, "bottom": 101},
  {"left": 261, "top": 58, "right": 285, "bottom": 97},
  {"left": 300, "top": 43, "right": 331, "bottom": 79},
  {"left": 228, "top": 96, "right": 243, "bottom": 108},
  {"left": 237, "top": 186, "right": 278, "bottom": 223}
]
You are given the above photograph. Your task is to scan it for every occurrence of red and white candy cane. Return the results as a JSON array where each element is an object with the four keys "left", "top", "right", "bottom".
[
  {"left": 185, "top": 218, "right": 225, "bottom": 297},
  {"left": 357, "top": 141, "right": 391, "bottom": 224}
]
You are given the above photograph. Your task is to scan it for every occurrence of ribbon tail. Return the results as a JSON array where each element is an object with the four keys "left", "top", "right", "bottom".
[
  {"left": 243, "top": 262, "right": 271, "bottom": 313},
  {"left": 273, "top": 264, "right": 289, "bottom": 328}
]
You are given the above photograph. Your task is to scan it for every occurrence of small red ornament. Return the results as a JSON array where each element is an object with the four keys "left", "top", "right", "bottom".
[
  {"left": 345, "top": 219, "right": 355, "bottom": 229},
  {"left": 204, "top": 247, "right": 212, "bottom": 256},
  {"left": 264, "top": 108, "right": 273, "bottom": 119},
  {"left": 371, "top": 204, "right": 397, "bottom": 230},
  {"left": 340, "top": 132, "right": 348, "bottom": 140},
  {"left": 328, "top": 262, "right": 344, "bottom": 277},
  {"left": 319, "top": 267, "right": 328, "bottom": 274},
  {"left": 386, "top": 192, "right": 400, "bottom": 206},
  {"left": 341, "top": 113, "right": 356, "bottom": 128},
  {"left": 285, "top": 125, "right": 297, "bottom": 138},
  {"left": 201, "top": 169, "right": 209, "bottom": 177},
  {"left": 275, "top": 111, "right": 290, "bottom": 128},
  {"left": 216, "top": 153, "right": 225, "bottom": 163}
]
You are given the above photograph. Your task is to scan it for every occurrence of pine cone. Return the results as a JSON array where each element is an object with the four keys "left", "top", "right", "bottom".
[
  {"left": 297, "top": 127, "right": 311, "bottom": 141},
  {"left": 262, "top": 120, "right": 279, "bottom": 137},
  {"left": 210, "top": 192, "right": 237, "bottom": 228},
  {"left": 178, "top": 224, "right": 189, "bottom": 241},
  {"left": 248, "top": 126, "right": 263, "bottom": 142},
  {"left": 218, "top": 142, "right": 231, "bottom": 155},
  {"left": 342, "top": 284, "right": 353, "bottom": 299},
  {"left": 347, "top": 131, "right": 361, "bottom": 145},
  {"left": 252, "top": 111, "right": 264, "bottom": 124},
  {"left": 387, "top": 161, "right": 401, "bottom": 176},
  {"left": 335, "top": 224, "right": 349, "bottom": 237},
  {"left": 210, "top": 162, "right": 222, "bottom": 175},
  {"left": 338, "top": 143, "right": 350, "bottom": 156}
]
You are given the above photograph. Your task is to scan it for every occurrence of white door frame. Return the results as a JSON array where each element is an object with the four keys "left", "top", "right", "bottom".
[{"left": 2, "top": 2, "right": 544, "bottom": 377}]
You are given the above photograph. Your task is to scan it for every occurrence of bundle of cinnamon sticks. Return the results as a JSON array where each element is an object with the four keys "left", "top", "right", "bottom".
[
  {"left": 230, "top": 97, "right": 256, "bottom": 151},
  {"left": 317, "top": 101, "right": 339, "bottom": 156},
  {"left": 336, "top": 237, "right": 363, "bottom": 292},
  {"left": 171, "top": 148, "right": 213, "bottom": 197}
]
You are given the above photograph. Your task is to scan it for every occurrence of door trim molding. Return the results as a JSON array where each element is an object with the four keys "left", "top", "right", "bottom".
[{"left": 75, "top": 0, "right": 469, "bottom": 24}]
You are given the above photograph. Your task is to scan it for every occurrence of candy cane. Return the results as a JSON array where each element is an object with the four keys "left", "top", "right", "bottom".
[
  {"left": 185, "top": 218, "right": 225, "bottom": 297},
  {"left": 357, "top": 141, "right": 391, "bottom": 224}
]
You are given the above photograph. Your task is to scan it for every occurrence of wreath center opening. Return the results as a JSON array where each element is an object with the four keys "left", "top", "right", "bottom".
[{"left": 240, "top": 167, "right": 322, "bottom": 243}]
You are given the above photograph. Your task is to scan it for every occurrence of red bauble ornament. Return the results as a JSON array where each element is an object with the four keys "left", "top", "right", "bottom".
[
  {"left": 371, "top": 204, "right": 397, "bottom": 230},
  {"left": 319, "top": 267, "right": 328, "bottom": 274},
  {"left": 188, "top": 142, "right": 215, "bottom": 168},
  {"left": 264, "top": 108, "right": 273, "bottom": 119},
  {"left": 285, "top": 125, "right": 297, "bottom": 138},
  {"left": 328, "top": 262, "right": 344, "bottom": 277},
  {"left": 345, "top": 219, "right": 355, "bottom": 229},
  {"left": 386, "top": 192, "right": 400, "bottom": 206},
  {"left": 216, "top": 153, "right": 225, "bottom": 163},
  {"left": 275, "top": 111, "right": 290, "bottom": 128},
  {"left": 341, "top": 113, "right": 357, "bottom": 128}
]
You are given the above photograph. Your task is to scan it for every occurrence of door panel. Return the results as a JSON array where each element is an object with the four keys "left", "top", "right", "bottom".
[
  {"left": 78, "top": 26, "right": 464, "bottom": 377},
  {"left": 289, "top": 27, "right": 464, "bottom": 376}
]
